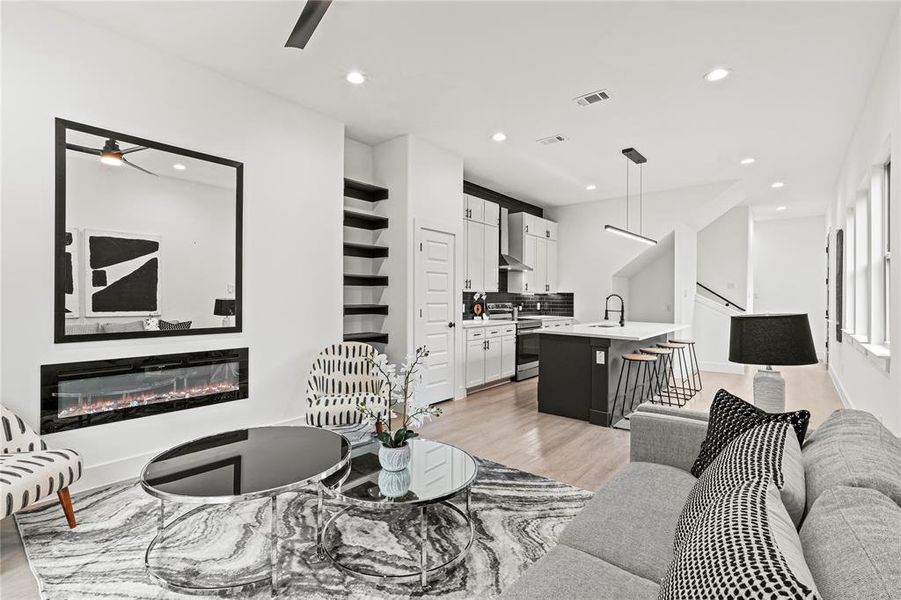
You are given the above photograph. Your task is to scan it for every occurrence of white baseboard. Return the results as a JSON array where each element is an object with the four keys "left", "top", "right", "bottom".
[
  {"left": 699, "top": 360, "right": 745, "bottom": 374},
  {"left": 828, "top": 366, "right": 854, "bottom": 410}
]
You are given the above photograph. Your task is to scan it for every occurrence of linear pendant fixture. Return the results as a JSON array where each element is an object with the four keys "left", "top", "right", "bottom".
[{"left": 605, "top": 147, "right": 657, "bottom": 245}]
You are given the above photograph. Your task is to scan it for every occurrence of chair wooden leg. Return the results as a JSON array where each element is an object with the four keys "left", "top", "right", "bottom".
[{"left": 58, "top": 488, "right": 76, "bottom": 529}]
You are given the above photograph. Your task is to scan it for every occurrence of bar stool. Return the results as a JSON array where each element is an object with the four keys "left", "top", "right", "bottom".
[
  {"left": 639, "top": 347, "right": 677, "bottom": 406},
  {"left": 611, "top": 353, "right": 659, "bottom": 430},
  {"left": 670, "top": 339, "right": 702, "bottom": 394},
  {"left": 656, "top": 341, "right": 695, "bottom": 405}
]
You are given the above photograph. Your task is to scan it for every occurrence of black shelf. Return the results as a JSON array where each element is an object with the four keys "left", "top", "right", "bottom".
[
  {"left": 344, "top": 274, "right": 389, "bottom": 286},
  {"left": 344, "top": 332, "right": 389, "bottom": 344},
  {"left": 344, "top": 208, "right": 389, "bottom": 231},
  {"left": 344, "top": 304, "right": 390, "bottom": 316},
  {"left": 344, "top": 242, "right": 389, "bottom": 258},
  {"left": 345, "top": 178, "right": 389, "bottom": 203}
]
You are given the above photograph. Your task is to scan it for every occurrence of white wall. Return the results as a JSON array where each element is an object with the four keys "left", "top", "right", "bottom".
[
  {"left": 344, "top": 137, "right": 374, "bottom": 183},
  {"left": 546, "top": 181, "right": 738, "bottom": 325},
  {"left": 698, "top": 206, "right": 752, "bottom": 310},
  {"left": 827, "top": 15, "right": 900, "bottom": 434},
  {"left": 753, "top": 216, "right": 827, "bottom": 359},
  {"left": 1, "top": 3, "right": 344, "bottom": 489},
  {"left": 67, "top": 157, "right": 235, "bottom": 329}
]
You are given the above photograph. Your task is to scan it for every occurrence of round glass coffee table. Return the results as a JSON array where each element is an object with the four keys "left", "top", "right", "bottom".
[
  {"left": 140, "top": 426, "right": 350, "bottom": 596},
  {"left": 319, "top": 438, "right": 479, "bottom": 587}
]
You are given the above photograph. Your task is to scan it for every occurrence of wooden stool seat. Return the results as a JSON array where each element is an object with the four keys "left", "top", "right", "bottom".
[
  {"left": 670, "top": 339, "right": 694, "bottom": 345},
  {"left": 623, "top": 353, "right": 657, "bottom": 362},
  {"left": 640, "top": 347, "right": 671, "bottom": 355},
  {"left": 657, "top": 341, "right": 687, "bottom": 349}
]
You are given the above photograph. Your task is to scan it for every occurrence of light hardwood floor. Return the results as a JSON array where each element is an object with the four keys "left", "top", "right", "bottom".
[{"left": 0, "top": 364, "right": 842, "bottom": 598}]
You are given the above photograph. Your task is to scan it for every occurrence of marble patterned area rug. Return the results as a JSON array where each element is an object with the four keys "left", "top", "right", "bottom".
[{"left": 14, "top": 458, "right": 593, "bottom": 599}]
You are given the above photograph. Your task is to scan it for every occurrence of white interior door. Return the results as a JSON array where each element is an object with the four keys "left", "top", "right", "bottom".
[{"left": 416, "top": 227, "right": 456, "bottom": 404}]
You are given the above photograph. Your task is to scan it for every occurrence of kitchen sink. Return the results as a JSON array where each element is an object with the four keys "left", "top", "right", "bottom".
[{"left": 589, "top": 323, "right": 619, "bottom": 328}]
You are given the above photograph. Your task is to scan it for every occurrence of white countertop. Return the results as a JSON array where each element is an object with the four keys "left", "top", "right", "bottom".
[
  {"left": 461, "top": 319, "right": 516, "bottom": 328},
  {"left": 539, "top": 321, "right": 688, "bottom": 341}
]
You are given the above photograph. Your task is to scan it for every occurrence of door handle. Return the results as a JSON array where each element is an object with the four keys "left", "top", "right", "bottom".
[{"left": 448, "top": 321, "right": 455, "bottom": 328}]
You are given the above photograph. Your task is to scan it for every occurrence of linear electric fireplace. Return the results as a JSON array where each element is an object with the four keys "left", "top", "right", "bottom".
[{"left": 41, "top": 348, "right": 249, "bottom": 434}]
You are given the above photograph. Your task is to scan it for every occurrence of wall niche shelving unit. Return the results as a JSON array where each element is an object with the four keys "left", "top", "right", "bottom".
[{"left": 343, "top": 178, "right": 390, "bottom": 346}]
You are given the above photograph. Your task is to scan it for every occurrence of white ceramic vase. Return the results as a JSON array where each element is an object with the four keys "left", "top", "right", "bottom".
[{"left": 378, "top": 443, "right": 412, "bottom": 472}]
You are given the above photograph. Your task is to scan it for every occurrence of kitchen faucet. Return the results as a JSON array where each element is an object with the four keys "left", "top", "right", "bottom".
[{"left": 604, "top": 294, "right": 625, "bottom": 327}]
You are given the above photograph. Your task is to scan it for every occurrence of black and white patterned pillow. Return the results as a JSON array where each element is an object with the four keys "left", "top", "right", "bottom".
[
  {"left": 159, "top": 320, "right": 192, "bottom": 330},
  {"left": 660, "top": 479, "right": 820, "bottom": 600},
  {"left": 675, "top": 421, "right": 805, "bottom": 550},
  {"left": 691, "top": 389, "right": 810, "bottom": 477}
]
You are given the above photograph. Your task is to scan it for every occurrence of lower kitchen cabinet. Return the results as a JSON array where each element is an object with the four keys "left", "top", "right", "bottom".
[{"left": 465, "top": 323, "right": 515, "bottom": 389}]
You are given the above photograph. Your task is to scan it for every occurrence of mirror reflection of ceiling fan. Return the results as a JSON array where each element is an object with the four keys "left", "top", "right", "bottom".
[{"left": 65, "top": 139, "right": 157, "bottom": 176}]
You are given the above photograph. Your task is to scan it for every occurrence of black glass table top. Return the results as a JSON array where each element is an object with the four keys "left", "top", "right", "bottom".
[
  {"left": 141, "top": 426, "right": 350, "bottom": 502},
  {"left": 322, "top": 439, "right": 478, "bottom": 507}
]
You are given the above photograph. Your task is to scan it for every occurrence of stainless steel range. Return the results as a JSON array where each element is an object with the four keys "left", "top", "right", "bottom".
[{"left": 486, "top": 303, "right": 572, "bottom": 381}]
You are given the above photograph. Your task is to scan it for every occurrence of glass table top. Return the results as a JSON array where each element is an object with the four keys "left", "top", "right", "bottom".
[
  {"left": 141, "top": 426, "right": 350, "bottom": 502},
  {"left": 321, "top": 439, "right": 479, "bottom": 506}
]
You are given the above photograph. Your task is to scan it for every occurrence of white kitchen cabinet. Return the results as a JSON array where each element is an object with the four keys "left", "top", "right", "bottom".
[
  {"left": 546, "top": 239, "right": 558, "bottom": 293},
  {"left": 484, "top": 223, "right": 499, "bottom": 291},
  {"left": 465, "top": 324, "right": 516, "bottom": 388},
  {"left": 508, "top": 212, "right": 559, "bottom": 294},
  {"left": 466, "top": 336, "right": 486, "bottom": 388},
  {"left": 484, "top": 334, "right": 502, "bottom": 381},
  {"left": 464, "top": 220, "right": 485, "bottom": 292},
  {"left": 462, "top": 197, "right": 500, "bottom": 292},
  {"left": 501, "top": 334, "right": 516, "bottom": 377}
]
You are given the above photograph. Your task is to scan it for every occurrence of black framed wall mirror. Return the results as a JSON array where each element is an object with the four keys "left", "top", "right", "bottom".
[{"left": 55, "top": 119, "right": 243, "bottom": 343}]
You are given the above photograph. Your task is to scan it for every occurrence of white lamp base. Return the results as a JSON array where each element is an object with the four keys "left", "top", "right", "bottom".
[{"left": 753, "top": 367, "right": 785, "bottom": 413}]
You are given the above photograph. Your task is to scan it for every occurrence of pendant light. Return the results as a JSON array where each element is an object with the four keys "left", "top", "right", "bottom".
[{"left": 605, "top": 147, "right": 657, "bottom": 245}]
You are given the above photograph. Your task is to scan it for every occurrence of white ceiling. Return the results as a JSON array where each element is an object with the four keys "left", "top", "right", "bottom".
[{"left": 51, "top": 1, "right": 897, "bottom": 215}]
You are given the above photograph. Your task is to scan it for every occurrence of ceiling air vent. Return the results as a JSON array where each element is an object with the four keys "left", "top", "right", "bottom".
[
  {"left": 537, "top": 134, "right": 566, "bottom": 145},
  {"left": 574, "top": 89, "right": 610, "bottom": 107}
]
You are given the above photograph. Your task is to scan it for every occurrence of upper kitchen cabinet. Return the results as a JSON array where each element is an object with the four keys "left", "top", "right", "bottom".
[
  {"left": 508, "top": 212, "right": 559, "bottom": 293},
  {"left": 462, "top": 195, "right": 500, "bottom": 292}
]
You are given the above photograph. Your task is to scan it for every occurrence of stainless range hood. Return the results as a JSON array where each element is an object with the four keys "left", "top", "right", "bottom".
[{"left": 499, "top": 207, "right": 532, "bottom": 271}]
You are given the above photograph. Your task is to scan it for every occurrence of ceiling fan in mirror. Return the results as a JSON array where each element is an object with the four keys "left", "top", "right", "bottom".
[{"left": 65, "top": 138, "right": 157, "bottom": 176}]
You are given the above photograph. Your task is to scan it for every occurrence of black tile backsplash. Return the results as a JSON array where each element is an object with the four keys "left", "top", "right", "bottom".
[{"left": 462, "top": 292, "right": 574, "bottom": 320}]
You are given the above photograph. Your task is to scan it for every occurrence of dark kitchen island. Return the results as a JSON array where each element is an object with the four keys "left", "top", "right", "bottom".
[{"left": 537, "top": 321, "right": 687, "bottom": 427}]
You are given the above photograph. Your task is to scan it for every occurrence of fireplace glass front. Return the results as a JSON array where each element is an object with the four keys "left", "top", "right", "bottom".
[{"left": 41, "top": 348, "right": 248, "bottom": 433}]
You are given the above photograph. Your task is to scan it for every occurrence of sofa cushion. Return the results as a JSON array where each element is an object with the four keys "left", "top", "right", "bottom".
[
  {"left": 557, "top": 462, "right": 695, "bottom": 583},
  {"left": 800, "top": 486, "right": 901, "bottom": 600},
  {"left": 803, "top": 409, "right": 901, "bottom": 512},
  {"left": 691, "top": 388, "right": 810, "bottom": 477},
  {"left": 499, "top": 545, "right": 659, "bottom": 600},
  {"left": 660, "top": 479, "right": 819, "bottom": 600},
  {"left": 100, "top": 320, "right": 146, "bottom": 333},
  {"left": 675, "top": 421, "right": 805, "bottom": 551}
]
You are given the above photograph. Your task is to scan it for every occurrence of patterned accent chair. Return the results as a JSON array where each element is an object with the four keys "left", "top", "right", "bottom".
[
  {"left": 305, "top": 343, "right": 390, "bottom": 441},
  {"left": 0, "top": 405, "right": 82, "bottom": 527}
]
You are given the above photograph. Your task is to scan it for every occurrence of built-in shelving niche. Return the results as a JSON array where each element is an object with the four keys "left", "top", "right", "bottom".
[{"left": 343, "top": 178, "right": 390, "bottom": 347}]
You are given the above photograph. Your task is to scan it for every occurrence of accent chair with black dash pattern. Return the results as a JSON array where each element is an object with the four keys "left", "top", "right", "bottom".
[
  {"left": 1, "top": 405, "right": 82, "bottom": 528},
  {"left": 305, "top": 342, "right": 390, "bottom": 442}
]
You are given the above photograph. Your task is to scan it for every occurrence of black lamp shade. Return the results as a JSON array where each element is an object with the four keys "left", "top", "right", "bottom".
[
  {"left": 213, "top": 298, "right": 236, "bottom": 317},
  {"left": 729, "top": 313, "right": 818, "bottom": 366}
]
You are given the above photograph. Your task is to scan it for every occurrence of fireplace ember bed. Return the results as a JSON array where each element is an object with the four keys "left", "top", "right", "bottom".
[{"left": 40, "top": 348, "right": 248, "bottom": 434}]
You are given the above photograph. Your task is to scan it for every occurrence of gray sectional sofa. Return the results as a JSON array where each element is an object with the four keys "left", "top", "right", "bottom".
[{"left": 501, "top": 405, "right": 901, "bottom": 600}]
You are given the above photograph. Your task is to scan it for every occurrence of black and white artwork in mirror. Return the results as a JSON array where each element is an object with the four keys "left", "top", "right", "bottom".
[{"left": 56, "top": 119, "right": 243, "bottom": 342}]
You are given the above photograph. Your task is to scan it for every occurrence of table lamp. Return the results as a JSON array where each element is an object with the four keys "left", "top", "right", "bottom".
[
  {"left": 728, "top": 313, "right": 818, "bottom": 413},
  {"left": 214, "top": 298, "right": 236, "bottom": 327}
]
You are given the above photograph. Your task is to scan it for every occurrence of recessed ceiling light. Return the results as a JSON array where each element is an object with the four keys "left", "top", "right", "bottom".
[
  {"left": 345, "top": 71, "right": 366, "bottom": 85},
  {"left": 704, "top": 67, "right": 730, "bottom": 82},
  {"left": 585, "top": 184, "right": 597, "bottom": 191},
  {"left": 172, "top": 163, "right": 186, "bottom": 171},
  {"left": 492, "top": 132, "right": 507, "bottom": 142},
  {"left": 776, "top": 206, "right": 787, "bottom": 211},
  {"left": 740, "top": 157, "right": 756, "bottom": 165},
  {"left": 771, "top": 181, "right": 785, "bottom": 189}
]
